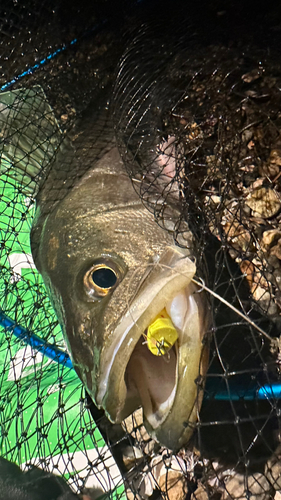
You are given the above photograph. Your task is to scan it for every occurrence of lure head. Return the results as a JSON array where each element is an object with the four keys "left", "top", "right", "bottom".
[{"left": 145, "top": 310, "right": 179, "bottom": 356}]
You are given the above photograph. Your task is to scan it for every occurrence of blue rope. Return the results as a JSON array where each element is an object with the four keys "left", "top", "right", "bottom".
[
  {"left": 0, "top": 18, "right": 107, "bottom": 92},
  {"left": 0, "top": 310, "right": 73, "bottom": 369},
  {"left": 0, "top": 0, "right": 151, "bottom": 92},
  {"left": 1, "top": 39, "right": 78, "bottom": 92},
  {"left": 205, "top": 383, "right": 281, "bottom": 401},
  {"left": 257, "top": 384, "right": 281, "bottom": 399}
]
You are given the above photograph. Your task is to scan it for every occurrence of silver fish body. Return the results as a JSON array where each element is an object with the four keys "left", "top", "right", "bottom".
[{"left": 31, "top": 94, "right": 210, "bottom": 450}]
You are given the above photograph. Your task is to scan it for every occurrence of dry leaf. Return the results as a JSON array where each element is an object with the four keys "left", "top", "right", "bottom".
[{"left": 245, "top": 187, "right": 280, "bottom": 218}]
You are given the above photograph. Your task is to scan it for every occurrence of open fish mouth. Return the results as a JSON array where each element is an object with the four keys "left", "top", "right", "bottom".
[{"left": 96, "top": 247, "right": 209, "bottom": 450}]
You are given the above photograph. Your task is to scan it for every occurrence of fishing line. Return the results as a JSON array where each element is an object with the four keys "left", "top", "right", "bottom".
[
  {"left": 191, "top": 277, "right": 272, "bottom": 341},
  {"left": 154, "top": 261, "right": 272, "bottom": 340}
]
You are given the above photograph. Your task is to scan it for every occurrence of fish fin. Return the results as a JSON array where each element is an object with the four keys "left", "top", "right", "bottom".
[{"left": 0, "top": 85, "right": 64, "bottom": 196}]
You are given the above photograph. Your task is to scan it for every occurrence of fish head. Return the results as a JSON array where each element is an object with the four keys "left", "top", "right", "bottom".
[{"left": 32, "top": 145, "right": 210, "bottom": 450}]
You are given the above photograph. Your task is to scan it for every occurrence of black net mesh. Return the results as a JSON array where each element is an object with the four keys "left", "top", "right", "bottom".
[{"left": 1, "top": 0, "right": 281, "bottom": 499}]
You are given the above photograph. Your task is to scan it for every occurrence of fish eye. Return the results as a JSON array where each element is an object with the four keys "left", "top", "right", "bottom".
[
  {"left": 92, "top": 267, "right": 117, "bottom": 289},
  {"left": 83, "top": 263, "right": 119, "bottom": 299}
]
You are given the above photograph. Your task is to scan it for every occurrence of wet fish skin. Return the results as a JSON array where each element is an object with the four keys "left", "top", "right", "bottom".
[{"left": 31, "top": 97, "right": 209, "bottom": 450}]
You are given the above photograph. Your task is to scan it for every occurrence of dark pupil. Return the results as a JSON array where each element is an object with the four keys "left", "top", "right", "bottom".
[{"left": 92, "top": 268, "right": 117, "bottom": 289}]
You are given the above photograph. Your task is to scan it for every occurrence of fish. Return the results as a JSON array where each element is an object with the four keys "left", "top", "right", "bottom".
[{"left": 0, "top": 85, "right": 210, "bottom": 451}]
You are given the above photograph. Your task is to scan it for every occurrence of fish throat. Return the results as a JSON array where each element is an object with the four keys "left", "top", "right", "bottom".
[{"left": 125, "top": 302, "right": 181, "bottom": 430}]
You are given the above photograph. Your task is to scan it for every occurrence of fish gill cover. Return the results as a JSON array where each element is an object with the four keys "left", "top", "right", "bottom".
[{"left": 0, "top": 0, "right": 281, "bottom": 499}]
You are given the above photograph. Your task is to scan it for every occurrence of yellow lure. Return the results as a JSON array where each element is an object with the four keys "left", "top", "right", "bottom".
[{"left": 146, "top": 309, "right": 178, "bottom": 356}]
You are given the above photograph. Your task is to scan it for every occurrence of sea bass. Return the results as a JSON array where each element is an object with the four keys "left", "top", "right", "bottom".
[{"left": 1, "top": 86, "right": 209, "bottom": 450}]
